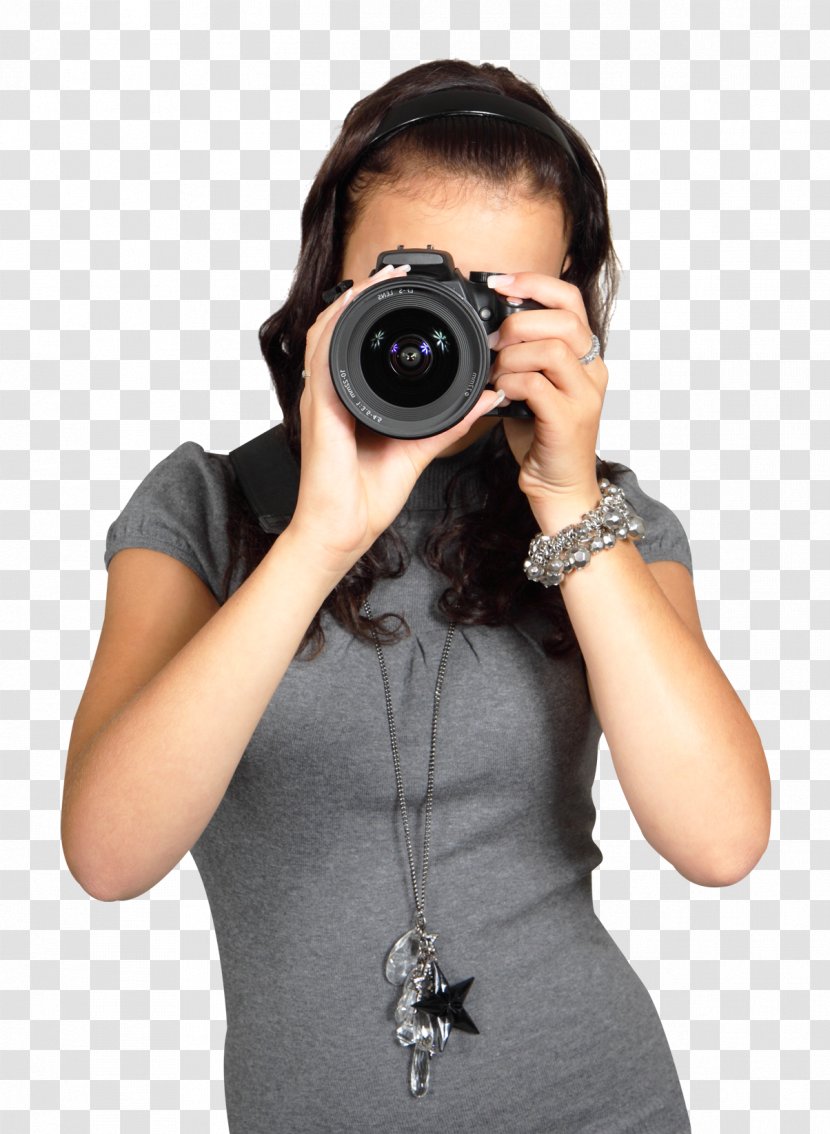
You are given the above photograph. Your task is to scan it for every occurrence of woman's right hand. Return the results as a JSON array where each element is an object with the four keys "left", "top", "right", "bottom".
[{"left": 286, "top": 262, "right": 505, "bottom": 574}]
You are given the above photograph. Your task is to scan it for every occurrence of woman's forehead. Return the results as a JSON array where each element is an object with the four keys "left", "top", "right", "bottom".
[{"left": 341, "top": 184, "right": 569, "bottom": 277}]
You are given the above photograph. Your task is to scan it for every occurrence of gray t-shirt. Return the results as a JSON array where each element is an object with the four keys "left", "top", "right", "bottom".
[{"left": 104, "top": 431, "right": 693, "bottom": 1133}]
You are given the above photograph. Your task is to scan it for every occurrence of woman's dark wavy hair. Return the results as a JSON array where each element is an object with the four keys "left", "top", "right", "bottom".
[{"left": 221, "top": 59, "right": 623, "bottom": 661}]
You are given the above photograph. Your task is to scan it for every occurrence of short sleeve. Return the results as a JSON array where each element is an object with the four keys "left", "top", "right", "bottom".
[
  {"left": 104, "top": 441, "right": 235, "bottom": 603},
  {"left": 601, "top": 461, "right": 694, "bottom": 578}
]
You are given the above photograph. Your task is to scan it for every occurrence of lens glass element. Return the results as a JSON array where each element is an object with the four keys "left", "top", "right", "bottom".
[{"left": 359, "top": 305, "right": 460, "bottom": 408}]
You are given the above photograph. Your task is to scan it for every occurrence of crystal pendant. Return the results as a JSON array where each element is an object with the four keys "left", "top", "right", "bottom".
[
  {"left": 386, "top": 923, "right": 475, "bottom": 1097},
  {"left": 395, "top": 969, "right": 423, "bottom": 1023},
  {"left": 419, "top": 960, "right": 452, "bottom": 1053},
  {"left": 395, "top": 1009, "right": 417, "bottom": 1046},
  {"left": 384, "top": 928, "right": 421, "bottom": 985},
  {"left": 395, "top": 968, "right": 435, "bottom": 1048},
  {"left": 395, "top": 1005, "right": 436, "bottom": 1049},
  {"left": 410, "top": 1046, "right": 431, "bottom": 1097}
]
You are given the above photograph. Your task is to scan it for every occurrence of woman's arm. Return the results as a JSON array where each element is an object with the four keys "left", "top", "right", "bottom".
[
  {"left": 61, "top": 525, "right": 352, "bottom": 902},
  {"left": 535, "top": 493, "right": 771, "bottom": 889}
]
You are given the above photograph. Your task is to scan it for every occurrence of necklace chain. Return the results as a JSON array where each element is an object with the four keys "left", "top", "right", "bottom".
[{"left": 362, "top": 598, "right": 457, "bottom": 928}]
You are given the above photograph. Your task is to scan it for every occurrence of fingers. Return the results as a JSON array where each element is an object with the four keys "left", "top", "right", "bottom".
[
  {"left": 304, "top": 263, "right": 412, "bottom": 397},
  {"left": 412, "top": 388, "right": 506, "bottom": 468}
]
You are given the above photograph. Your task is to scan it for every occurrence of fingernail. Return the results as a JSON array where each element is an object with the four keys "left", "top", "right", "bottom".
[
  {"left": 489, "top": 389, "right": 506, "bottom": 408},
  {"left": 375, "top": 262, "right": 411, "bottom": 279},
  {"left": 341, "top": 287, "right": 354, "bottom": 304},
  {"left": 487, "top": 273, "right": 515, "bottom": 287}
]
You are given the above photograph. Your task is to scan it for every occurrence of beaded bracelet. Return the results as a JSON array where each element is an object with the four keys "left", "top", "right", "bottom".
[{"left": 523, "top": 478, "right": 646, "bottom": 589}]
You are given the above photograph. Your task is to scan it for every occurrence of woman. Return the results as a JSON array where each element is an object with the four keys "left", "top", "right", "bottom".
[{"left": 62, "top": 60, "right": 769, "bottom": 1132}]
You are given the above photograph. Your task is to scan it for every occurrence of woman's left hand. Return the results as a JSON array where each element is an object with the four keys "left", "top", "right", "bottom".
[{"left": 488, "top": 271, "right": 607, "bottom": 511}]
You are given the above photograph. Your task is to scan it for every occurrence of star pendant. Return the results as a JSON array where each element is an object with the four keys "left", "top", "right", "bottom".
[{"left": 412, "top": 961, "right": 480, "bottom": 1038}]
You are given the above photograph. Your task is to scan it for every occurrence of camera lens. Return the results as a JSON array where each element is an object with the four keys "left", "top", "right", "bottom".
[
  {"left": 359, "top": 307, "right": 460, "bottom": 408},
  {"left": 328, "top": 277, "right": 499, "bottom": 438},
  {"left": 388, "top": 333, "right": 433, "bottom": 380}
]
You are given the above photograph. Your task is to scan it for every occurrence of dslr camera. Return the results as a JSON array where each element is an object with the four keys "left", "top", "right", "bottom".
[{"left": 323, "top": 245, "right": 545, "bottom": 440}]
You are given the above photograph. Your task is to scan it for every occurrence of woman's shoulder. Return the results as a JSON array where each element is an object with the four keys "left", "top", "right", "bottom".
[
  {"left": 106, "top": 441, "right": 235, "bottom": 539},
  {"left": 141, "top": 439, "right": 232, "bottom": 495},
  {"left": 598, "top": 458, "right": 694, "bottom": 577},
  {"left": 104, "top": 441, "right": 238, "bottom": 601}
]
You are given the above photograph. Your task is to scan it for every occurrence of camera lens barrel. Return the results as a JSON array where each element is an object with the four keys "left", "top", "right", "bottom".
[{"left": 329, "top": 275, "right": 492, "bottom": 440}]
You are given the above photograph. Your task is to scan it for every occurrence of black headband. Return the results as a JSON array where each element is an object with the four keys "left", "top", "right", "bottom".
[{"left": 361, "top": 85, "right": 584, "bottom": 217}]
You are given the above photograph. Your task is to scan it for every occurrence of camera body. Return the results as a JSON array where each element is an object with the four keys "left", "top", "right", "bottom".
[{"left": 326, "top": 245, "right": 544, "bottom": 440}]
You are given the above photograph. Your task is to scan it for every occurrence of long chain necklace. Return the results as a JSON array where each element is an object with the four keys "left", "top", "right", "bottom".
[{"left": 363, "top": 598, "right": 480, "bottom": 1099}]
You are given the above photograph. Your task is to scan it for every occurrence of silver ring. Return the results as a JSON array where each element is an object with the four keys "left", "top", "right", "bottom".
[{"left": 577, "top": 333, "right": 600, "bottom": 366}]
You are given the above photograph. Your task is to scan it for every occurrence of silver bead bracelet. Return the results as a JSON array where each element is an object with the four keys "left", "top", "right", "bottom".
[{"left": 523, "top": 478, "right": 647, "bottom": 589}]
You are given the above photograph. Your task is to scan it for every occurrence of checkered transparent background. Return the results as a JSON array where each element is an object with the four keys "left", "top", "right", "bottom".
[{"left": 2, "top": 1, "right": 826, "bottom": 1131}]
